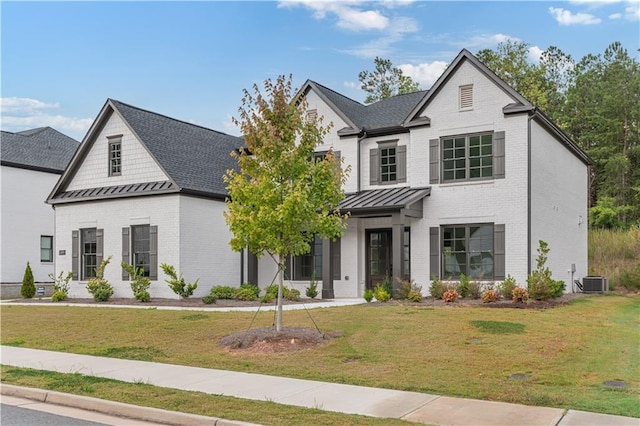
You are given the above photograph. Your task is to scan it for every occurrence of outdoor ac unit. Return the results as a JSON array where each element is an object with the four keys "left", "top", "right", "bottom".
[{"left": 582, "top": 276, "right": 608, "bottom": 293}]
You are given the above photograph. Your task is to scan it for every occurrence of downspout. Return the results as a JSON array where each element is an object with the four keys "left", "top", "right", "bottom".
[
  {"left": 527, "top": 113, "right": 533, "bottom": 275},
  {"left": 357, "top": 129, "right": 367, "bottom": 193}
]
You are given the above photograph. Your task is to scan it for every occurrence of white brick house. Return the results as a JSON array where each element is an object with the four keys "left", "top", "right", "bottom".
[
  {"left": 256, "top": 49, "right": 591, "bottom": 298},
  {"left": 47, "top": 100, "right": 247, "bottom": 298},
  {"left": 1, "top": 128, "right": 79, "bottom": 295}
]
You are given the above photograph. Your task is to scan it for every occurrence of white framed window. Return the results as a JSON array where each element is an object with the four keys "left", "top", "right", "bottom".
[
  {"left": 81, "top": 228, "right": 97, "bottom": 279},
  {"left": 442, "top": 133, "right": 493, "bottom": 182},
  {"left": 131, "top": 225, "right": 151, "bottom": 277},
  {"left": 108, "top": 136, "right": 122, "bottom": 176}
]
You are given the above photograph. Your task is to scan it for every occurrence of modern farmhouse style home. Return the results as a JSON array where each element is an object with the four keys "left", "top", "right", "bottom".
[{"left": 257, "top": 49, "right": 591, "bottom": 298}]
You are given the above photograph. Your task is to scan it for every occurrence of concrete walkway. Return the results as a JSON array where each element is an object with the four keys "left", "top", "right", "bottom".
[{"left": 1, "top": 346, "right": 637, "bottom": 426}]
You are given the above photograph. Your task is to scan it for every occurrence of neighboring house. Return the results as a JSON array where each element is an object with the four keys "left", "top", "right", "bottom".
[
  {"left": 46, "top": 99, "right": 248, "bottom": 298},
  {"left": 1, "top": 127, "right": 79, "bottom": 295},
  {"left": 256, "top": 49, "right": 591, "bottom": 298}
]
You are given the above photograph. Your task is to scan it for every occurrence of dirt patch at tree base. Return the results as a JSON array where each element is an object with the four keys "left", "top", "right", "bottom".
[{"left": 219, "top": 326, "right": 342, "bottom": 353}]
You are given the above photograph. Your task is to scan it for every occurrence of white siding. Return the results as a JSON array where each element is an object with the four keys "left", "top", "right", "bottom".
[
  {"left": 1, "top": 166, "right": 58, "bottom": 283},
  {"left": 67, "top": 112, "right": 168, "bottom": 191},
  {"left": 530, "top": 120, "right": 588, "bottom": 288}
]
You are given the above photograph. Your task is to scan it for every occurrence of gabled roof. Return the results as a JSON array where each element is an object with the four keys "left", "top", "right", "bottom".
[
  {"left": 1, "top": 127, "right": 79, "bottom": 173},
  {"left": 48, "top": 99, "right": 244, "bottom": 204},
  {"left": 299, "top": 80, "right": 428, "bottom": 136}
]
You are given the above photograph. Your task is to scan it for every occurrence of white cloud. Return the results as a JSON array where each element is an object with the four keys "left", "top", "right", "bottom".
[
  {"left": 528, "top": 45, "right": 544, "bottom": 63},
  {"left": 453, "top": 33, "right": 520, "bottom": 50},
  {"left": 0, "top": 97, "right": 92, "bottom": 139},
  {"left": 609, "top": 12, "right": 623, "bottom": 18},
  {"left": 278, "top": 1, "right": 389, "bottom": 31},
  {"left": 222, "top": 114, "right": 241, "bottom": 136},
  {"left": 341, "top": 16, "right": 419, "bottom": 58},
  {"left": 549, "top": 7, "right": 602, "bottom": 25},
  {"left": 398, "top": 61, "right": 448, "bottom": 88},
  {"left": 343, "top": 81, "right": 358, "bottom": 89},
  {"left": 624, "top": 1, "right": 640, "bottom": 20}
]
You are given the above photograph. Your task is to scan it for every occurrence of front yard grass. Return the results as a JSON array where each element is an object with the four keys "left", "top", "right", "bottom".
[{"left": 1, "top": 294, "right": 638, "bottom": 418}]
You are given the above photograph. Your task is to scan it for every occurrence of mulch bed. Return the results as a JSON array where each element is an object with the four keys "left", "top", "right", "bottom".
[{"left": 9, "top": 297, "right": 326, "bottom": 308}]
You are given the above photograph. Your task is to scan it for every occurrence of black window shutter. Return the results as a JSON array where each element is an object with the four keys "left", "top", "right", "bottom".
[
  {"left": 494, "top": 224, "right": 505, "bottom": 280},
  {"left": 429, "top": 227, "right": 440, "bottom": 280},
  {"left": 397, "top": 145, "right": 407, "bottom": 183},
  {"left": 96, "top": 229, "right": 104, "bottom": 270},
  {"left": 429, "top": 139, "right": 439, "bottom": 184},
  {"left": 122, "top": 227, "right": 130, "bottom": 280},
  {"left": 494, "top": 131, "right": 505, "bottom": 179},
  {"left": 71, "top": 230, "right": 79, "bottom": 280},
  {"left": 369, "top": 148, "right": 379, "bottom": 185},
  {"left": 149, "top": 226, "right": 158, "bottom": 280}
]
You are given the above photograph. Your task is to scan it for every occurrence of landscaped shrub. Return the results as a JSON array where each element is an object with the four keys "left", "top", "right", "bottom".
[
  {"left": 468, "top": 280, "right": 483, "bottom": 299},
  {"left": 363, "top": 288, "right": 374, "bottom": 303},
  {"left": 235, "top": 286, "right": 258, "bottom": 301},
  {"left": 380, "top": 276, "right": 393, "bottom": 298},
  {"left": 210, "top": 285, "right": 237, "bottom": 299},
  {"left": 239, "top": 282, "right": 260, "bottom": 299},
  {"left": 86, "top": 256, "right": 114, "bottom": 302},
  {"left": 374, "top": 284, "right": 391, "bottom": 302},
  {"left": 305, "top": 276, "right": 319, "bottom": 299},
  {"left": 21, "top": 262, "right": 35, "bottom": 299},
  {"left": 429, "top": 276, "right": 447, "bottom": 299},
  {"left": 261, "top": 283, "right": 299, "bottom": 302},
  {"left": 497, "top": 275, "right": 517, "bottom": 299},
  {"left": 49, "top": 271, "right": 73, "bottom": 302},
  {"left": 512, "top": 286, "right": 529, "bottom": 303},
  {"left": 160, "top": 263, "right": 198, "bottom": 298},
  {"left": 284, "top": 287, "right": 301, "bottom": 301},
  {"left": 396, "top": 278, "right": 423, "bottom": 302},
  {"left": 121, "top": 262, "right": 151, "bottom": 302},
  {"left": 457, "top": 273, "right": 470, "bottom": 298},
  {"left": 202, "top": 292, "right": 217, "bottom": 304},
  {"left": 442, "top": 288, "right": 459, "bottom": 303},
  {"left": 527, "top": 240, "right": 564, "bottom": 300},
  {"left": 481, "top": 289, "right": 498, "bottom": 303}
]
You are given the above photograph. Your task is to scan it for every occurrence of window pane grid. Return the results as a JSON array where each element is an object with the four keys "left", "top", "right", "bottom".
[
  {"left": 132, "top": 226, "right": 150, "bottom": 277},
  {"left": 40, "top": 236, "right": 53, "bottom": 262},
  {"left": 380, "top": 147, "right": 397, "bottom": 182},
  {"left": 81, "top": 229, "right": 97, "bottom": 279},
  {"left": 442, "top": 224, "right": 494, "bottom": 279},
  {"left": 442, "top": 134, "right": 493, "bottom": 182},
  {"left": 109, "top": 141, "right": 121, "bottom": 175}
]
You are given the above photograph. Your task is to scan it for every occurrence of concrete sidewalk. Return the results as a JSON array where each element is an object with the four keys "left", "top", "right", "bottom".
[{"left": 2, "top": 346, "right": 637, "bottom": 426}]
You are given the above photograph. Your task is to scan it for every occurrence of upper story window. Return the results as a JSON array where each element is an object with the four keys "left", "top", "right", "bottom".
[
  {"left": 370, "top": 141, "right": 407, "bottom": 186},
  {"left": 108, "top": 136, "right": 122, "bottom": 176},
  {"left": 443, "top": 133, "right": 493, "bottom": 182},
  {"left": 430, "top": 131, "right": 505, "bottom": 184},
  {"left": 459, "top": 84, "right": 473, "bottom": 110}
]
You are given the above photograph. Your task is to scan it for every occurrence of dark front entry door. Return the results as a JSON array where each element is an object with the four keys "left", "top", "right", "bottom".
[{"left": 366, "top": 229, "right": 392, "bottom": 289}]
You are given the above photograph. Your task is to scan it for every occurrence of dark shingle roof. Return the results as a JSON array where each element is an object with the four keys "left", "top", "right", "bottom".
[
  {"left": 1, "top": 127, "right": 79, "bottom": 173},
  {"left": 110, "top": 100, "right": 244, "bottom": 196},
  {"left": 309, "top": 81, "right": 428, "bottom": 132}
]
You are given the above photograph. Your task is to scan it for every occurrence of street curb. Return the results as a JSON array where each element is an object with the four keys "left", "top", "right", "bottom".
[{"left": 1, "top": 383, "right": 258, "bottom": 426}]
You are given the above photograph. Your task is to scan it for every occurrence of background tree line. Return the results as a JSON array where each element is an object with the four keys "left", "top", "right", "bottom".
[{"left": 360, "top": 41, "right": 639, "bottom": 228}]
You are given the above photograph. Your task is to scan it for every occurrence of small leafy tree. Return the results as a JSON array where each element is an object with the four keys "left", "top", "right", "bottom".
[
  {"left": 224, "top": 75, "right": 349, "bottom": 331},
  {"left": 305, "top": 273, "right": 319, "bottom": 299},
  {"left": 527, "top": 241, "right": 565, "bottom": 300},
  {"left": 86, "top": 256, "right": 114, "bottom": 302},
  {"left": 122, "top": 261, "right": 151, "bottom": 302},
  {"left": 49, "top": 271, "right": 73, "bottom": 302},
  {"left": 21, "top": 262, "right": 35, "bottom": 298},
  {"left": 358, "top": 57, "right": 420, "bottom": 104},
  {"left": 160, "top": 263, "right": 198, "bottom": 298}
]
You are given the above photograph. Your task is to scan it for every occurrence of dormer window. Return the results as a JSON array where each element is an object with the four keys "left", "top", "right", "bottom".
[
  {"left": 108, "top": 135, "right": 122, "bottom": 176},
  {"left": 459, "top": 84, "right": 473, "bottom": 110}
]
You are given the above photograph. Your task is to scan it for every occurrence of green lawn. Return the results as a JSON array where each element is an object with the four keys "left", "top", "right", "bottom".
[{"left": 1, "top": 294, "right": 638, "bottom": 418}]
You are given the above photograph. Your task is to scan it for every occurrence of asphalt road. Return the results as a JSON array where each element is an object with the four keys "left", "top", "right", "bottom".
[{"left": 1, "top": 403, "right": 107, "bottom": 426}]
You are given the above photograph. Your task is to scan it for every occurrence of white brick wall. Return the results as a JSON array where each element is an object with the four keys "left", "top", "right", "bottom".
[
  {"left": 54, "top": 194, "right": 239, "bottom": 299},
  {"left": 530, "top": 121, "right": 588, "bottom": 288},
  {"left": 1, "top": 166, "right": 57, "bottom": 283},
  {"left": 67, "top": 111, "right": 168, "bottom": 191}
]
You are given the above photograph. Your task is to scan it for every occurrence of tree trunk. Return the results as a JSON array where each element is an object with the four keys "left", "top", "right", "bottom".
[{"left": 276, "top": 253, "right": 284, "bottom": 332}]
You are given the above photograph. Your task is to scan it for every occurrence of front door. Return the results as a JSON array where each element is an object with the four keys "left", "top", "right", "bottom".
[{"left": 366, "top": 229, "right": 392, "bottom": 289}]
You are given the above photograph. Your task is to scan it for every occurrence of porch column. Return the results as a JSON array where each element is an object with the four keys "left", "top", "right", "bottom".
[
  {"left": 247, "top": 250, "right": 258, "bottom": 286},
  {"left": 322, "top": 238, "right": 334, "bottom": 299},
  {"left": 392, "top": 213, "right": 405, "bottom": 298}
]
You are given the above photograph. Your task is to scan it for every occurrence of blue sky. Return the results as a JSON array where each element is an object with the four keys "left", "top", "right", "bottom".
[{"left": 2, "top": 1, "right": 638, "bottom": 141}]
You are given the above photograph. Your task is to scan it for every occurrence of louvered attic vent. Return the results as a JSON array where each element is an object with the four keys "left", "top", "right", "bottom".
[
  {"left": 459, "top": 85, "right": 473, "bottom": 109},
  {"left": 306, "top": 109, "right": 318, "bottom": 121}
]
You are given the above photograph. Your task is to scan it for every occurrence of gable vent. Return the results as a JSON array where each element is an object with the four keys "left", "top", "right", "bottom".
[{"left": 459, "top": 85, "right": 473, "bottom": 109}]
